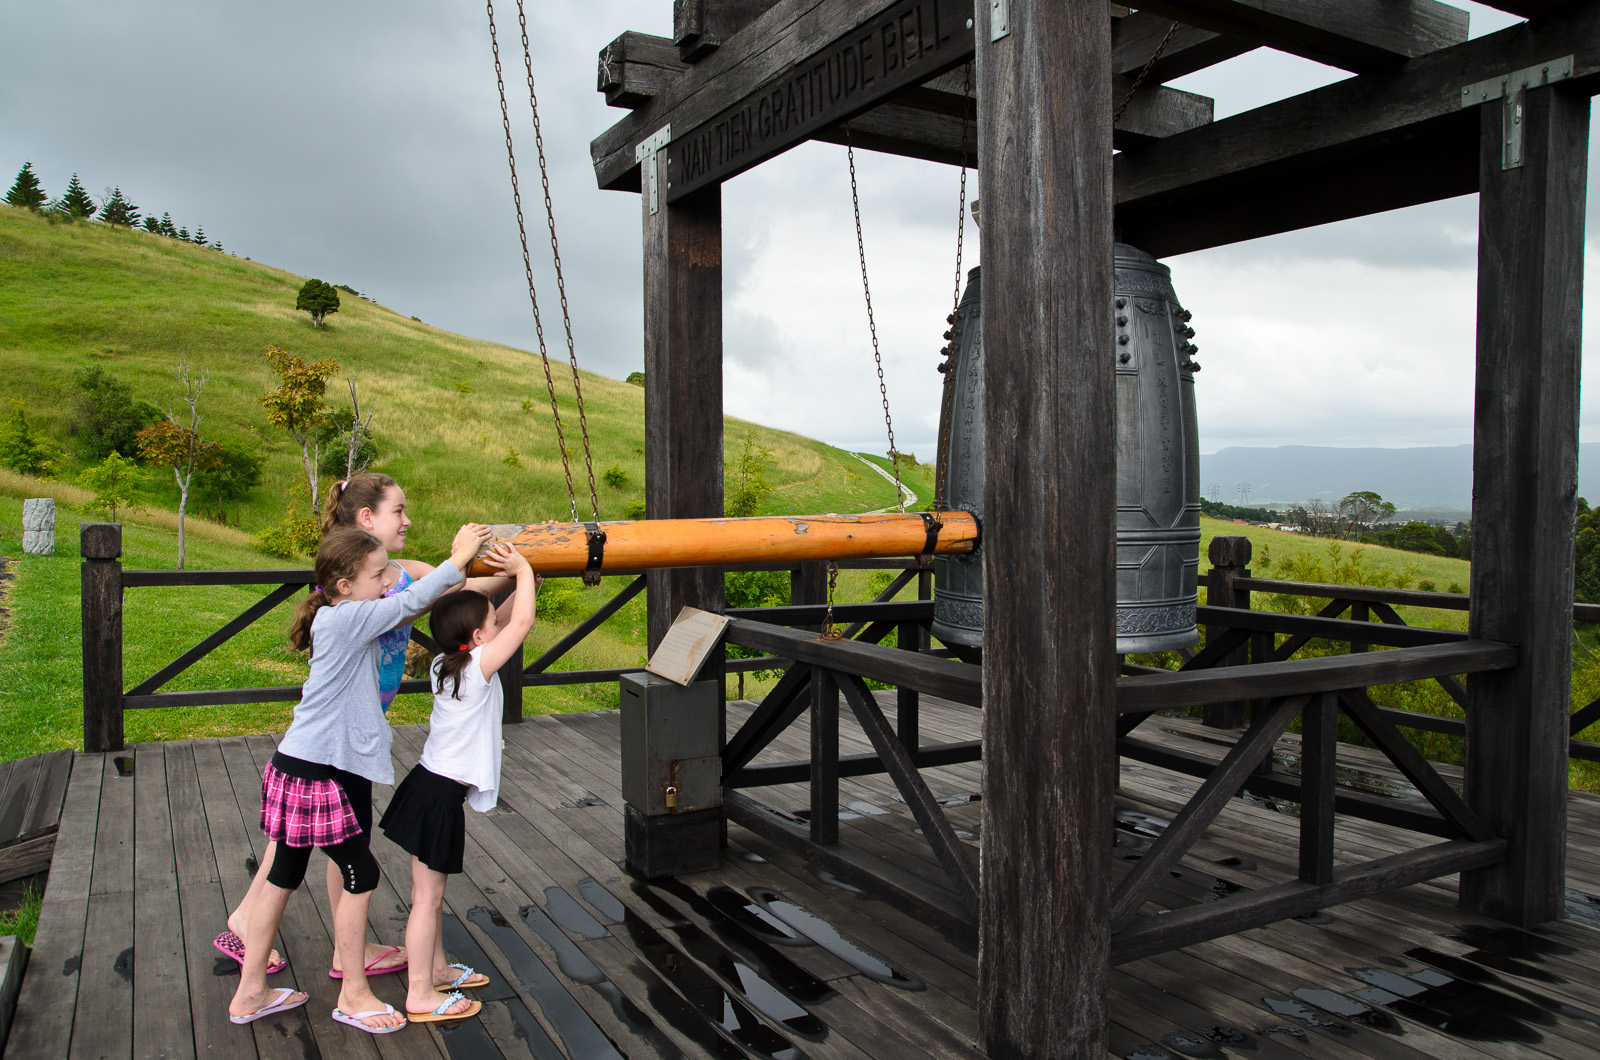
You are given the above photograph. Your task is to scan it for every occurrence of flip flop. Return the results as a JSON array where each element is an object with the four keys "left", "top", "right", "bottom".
[
  {"left": 407, "top": 991, "right": 481, "bottom": 1024},
  {"left": 332, "top": 1002, "right": 407, "bottom": 1034},
  {"left": 442, "top": 963, "right": 490, "bottom": 990},
  {"left": 328, "top": 944, "right": 407, "bottom": 979},
  {"left": 214, "top": 930, "right": 287, "bottom": 975},
  {"left": 229, "top": 986, "right": 307, "bottom": 1025}
]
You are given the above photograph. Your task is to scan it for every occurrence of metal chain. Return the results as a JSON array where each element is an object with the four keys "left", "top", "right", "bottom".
[
  {"left": 1113, "top": 21, "right": 1180, "bottom": 127},
  {"left": 822, "top": 561, "right": 842, "bottom": 640},
  {"left": 933, "top": 61, "right": 971, "bottom": 512},
  {"left": 486, "top": 0, "right": 579, "bottom": 523},
  {"left": 514, "top": 0, "right": 600, "bottom": 521},
  {"left": 845, "top": 130, "right": 904, "bottom": 512}
]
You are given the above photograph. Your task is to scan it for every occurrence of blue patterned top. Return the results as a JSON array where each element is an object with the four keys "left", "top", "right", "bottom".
[{"left": 376, "top": 563, "right": 414, "bottom": 714}]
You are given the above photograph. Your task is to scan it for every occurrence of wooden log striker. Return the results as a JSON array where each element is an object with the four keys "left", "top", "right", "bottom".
[{"left": 467, "top": 510, "right": 978, "bottom": 577}]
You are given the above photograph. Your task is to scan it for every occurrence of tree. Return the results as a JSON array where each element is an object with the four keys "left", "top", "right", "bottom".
[
  {"left": 0, "top": 401, "right": 53, "bottom": 476},
  {"left": 54, "top": 173, "right": 96, "bottom": 218},
  {"left": 260, "top": 345, "right": 338, "bottom": 508},
  {"left": 724, "top": 429, "right": 775, "bottom": 517},
  {"left": 4, "top": 162, "right": 47, "bottom": 210},
  {"left": 315, "top": 381, "right": 379, "bottom": 480},
  {"left": 1337, "top": 490, "right": 1396, "bottom": 536},
  {"left": 78, "top": 451, "right": 145, "bottom": 523},
  {"left": 99, "top": 186, "right": 140, "bottom": 229},
  {"left": 625, "top": 371, "right": 645, "bottom": 386},
  {"left": 192, "top": 225, "right": 206, "bottom": 245},
  {"left": 193, "top": 438, "right": 263, "bottom": 510},
  {"left": 157, "top": 212, "right": 175, "bottom": 236},
  {"left": 142, "top": 215, "right": 160, "bottom": 234},
  {"left": 71, "top": 366, "right": 163, "bottom": 462},
  {"left": 135, "top": 364, "right": 222, "bottom": 569},
  {"left": 176, "top": 226, "right": 189, "bottom": 241},
  {"left": 295, "top": 278, "right": 341, "bottom": 328}
]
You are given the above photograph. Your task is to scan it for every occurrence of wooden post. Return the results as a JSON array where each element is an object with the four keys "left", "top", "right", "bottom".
[
  {"left": 1204, "top": 536, "right": 1252, "bottom": 729},
  {"left": 1460, "top": 84, "right": 1589, "bottom": 926},
  {"left": 81, "top": 523, "right": 124, "bottom": 754},
  {"left": 977, "top": 1, "right": 1115, "bottom": 1055},
  {"left": 810, "top": 669, "right": 839, "bottom": 845},
  {"left": 642, "top": 184, "right": 725, "bottom": 652}
]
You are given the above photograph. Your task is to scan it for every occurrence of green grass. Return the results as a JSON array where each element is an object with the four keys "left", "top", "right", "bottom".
[
  {"left": 0, "top": 205, "right": 903, "bottom": 554},
  {"left": 0, "top": 883, "right": 42, "bottom": 946}
]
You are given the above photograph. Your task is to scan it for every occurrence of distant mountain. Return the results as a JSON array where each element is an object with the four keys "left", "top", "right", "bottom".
[{"left": 1200, "top": 444, "right": 1600, "bottom": 513}]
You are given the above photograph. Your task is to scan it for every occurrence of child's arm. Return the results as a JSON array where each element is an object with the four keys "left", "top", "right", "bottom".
[
  {"left": 337, "top": 524, "right": 491, "bottom": 640},
  {"left": 477, "top": 544, "right": 538, "bottom": 678}
]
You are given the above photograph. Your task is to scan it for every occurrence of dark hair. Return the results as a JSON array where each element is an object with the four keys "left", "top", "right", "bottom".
[
  {"left": 430, "top": 590, "right": 493, "bottom": 699},
  {"left": 288, "top": 528, "right": 384, "bottom": 654},
  {"left": 320, "top": 472, "right": 400, "bottom": 535}
]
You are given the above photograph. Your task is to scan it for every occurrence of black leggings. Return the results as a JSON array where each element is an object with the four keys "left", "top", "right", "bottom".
[{"left": 267, "top": 834, "right": 380, "bottom": 894}]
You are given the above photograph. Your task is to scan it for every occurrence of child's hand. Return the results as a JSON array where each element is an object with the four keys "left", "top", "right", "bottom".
[
  {"left": 483, "top": 542, "right": 532, "bottom": 576},
  {"left": 449, "top": 523, "right": 493, "bottom": 569}
]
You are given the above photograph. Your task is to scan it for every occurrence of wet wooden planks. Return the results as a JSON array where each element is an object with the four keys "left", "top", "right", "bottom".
[{"left": 9, "top": 704, "right": 1600, "bottom": 1060}]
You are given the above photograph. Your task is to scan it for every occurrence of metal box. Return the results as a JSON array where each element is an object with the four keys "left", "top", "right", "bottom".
[{"left": 619, "top": 672, "right": 721, "bottom": 816}]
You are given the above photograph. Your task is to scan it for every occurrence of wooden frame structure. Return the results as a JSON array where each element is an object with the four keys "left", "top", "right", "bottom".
[{"left": 592, "top": 1, "right": 1595, "bottom": 1055}]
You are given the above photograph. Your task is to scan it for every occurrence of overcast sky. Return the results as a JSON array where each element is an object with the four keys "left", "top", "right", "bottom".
[{"left": 2, "top": 1, "right": 1594, "bottom": 460}]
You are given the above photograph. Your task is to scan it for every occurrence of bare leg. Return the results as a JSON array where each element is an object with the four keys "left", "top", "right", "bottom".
[
  {"left": 332, "top": 888, "right": 405, "bottom": 1030},
  {"left": 325, "top": 858, "right": 406, "bottom": 975},
  {"left": 404, "top": 859, "right": 472, "bottom": 1016},
  {"left": 228, "top": 882, "right": 303, "bottom": 1019},
  {"left": 226, "top": 841, "right": 283, "bottom": 970}
]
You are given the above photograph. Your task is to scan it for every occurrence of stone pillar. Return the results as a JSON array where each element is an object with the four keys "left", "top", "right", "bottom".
[{"left": 22, "top": 498, "right": 55, "bottom": 555}]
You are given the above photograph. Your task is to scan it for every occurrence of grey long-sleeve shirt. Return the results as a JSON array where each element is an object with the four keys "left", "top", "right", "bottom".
[{"left": 276, "top": 560, "right": 464, "bottom": 784}]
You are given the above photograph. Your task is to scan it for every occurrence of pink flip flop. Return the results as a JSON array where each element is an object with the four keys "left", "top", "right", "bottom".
[
  {"left": 328, "top": 944, "right": 407, "bottom": 980},
  {"left": 214, "top": 930, "right": 286, "bottom": 975},
  {"left": 229, "top": 986, "right": 307, "bottom": 1025},
  {"left": 332, "top": 1002, "right": 407, "bottom": 1034}
]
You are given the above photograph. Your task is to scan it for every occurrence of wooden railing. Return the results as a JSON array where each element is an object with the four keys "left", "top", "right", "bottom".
[{"left": 78, "top": 522, "right": 926, "bottom": 753}]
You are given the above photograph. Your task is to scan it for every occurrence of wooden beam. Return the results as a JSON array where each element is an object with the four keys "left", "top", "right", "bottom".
[
  {"left": 1116, "top": 4, "right": 1600, "bottom": 256},
  {"left": 1459, "top": 81, "right": 1589, "bottom": 927},
  {"left": 977, "top": 0, "right": 1116, "bottom": 1055},
  {"left": 1133, "top": 0, "right": 1468, "bottom": 73},
  {"left": 724, "top": 616, "right": 981, "bottom": 703},
  {"left": 642, "top": 185, "right": 725, "bottom": 651},
  {"left": 598, "top": 32, "right": 690, "bottom": 109},
  {"left": 676, "top": 0, "right": 785, "bottom": 62},
  {"left": 1112, "top": 10, "right": 1257, "bottom": 82}
]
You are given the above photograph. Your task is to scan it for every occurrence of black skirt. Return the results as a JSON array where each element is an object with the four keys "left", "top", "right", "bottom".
[{"left": 380, "top": 764, "right": 469, "bottom": 875}]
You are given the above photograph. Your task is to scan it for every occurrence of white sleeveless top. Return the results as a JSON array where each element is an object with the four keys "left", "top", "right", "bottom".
[{"left": 421, "top": 645, "right": 503, "bottom": 812}]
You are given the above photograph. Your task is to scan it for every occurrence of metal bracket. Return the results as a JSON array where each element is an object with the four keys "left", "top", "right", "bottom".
[
  {"left": 990, "top": 0, "right": 1010, "bottom": 42},
  {"left": 582, "top": 522, "right": 607, "bottom": 586},
  {"left": 634, "top": 124, "right": 672, "bottom": 214},
  {"left": 1461, "top": 56, "right": 1573, "bottom": 171}
]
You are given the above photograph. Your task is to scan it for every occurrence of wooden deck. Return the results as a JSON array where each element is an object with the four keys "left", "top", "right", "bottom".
[{"left": 8, "top": 698, "right": 1600, "bottom": 1060}]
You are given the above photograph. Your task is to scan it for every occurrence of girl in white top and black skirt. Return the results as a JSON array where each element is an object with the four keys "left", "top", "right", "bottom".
[{"left": 380, "top": 542, "right": 538, "bottom": 1023}]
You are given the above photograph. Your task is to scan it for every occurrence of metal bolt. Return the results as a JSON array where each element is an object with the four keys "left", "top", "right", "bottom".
[
  {"left": 1119, "top": 352, "right": 1132, "bottom": 364},
  {"left": 1116, "top": 315, "right": 1128, "bottom": 326},
  {"left": 1118, "top": 334, "right": 1130, "bottom": 345}
]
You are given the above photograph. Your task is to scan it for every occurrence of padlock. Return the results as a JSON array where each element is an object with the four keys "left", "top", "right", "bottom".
[{"left": 664, "top": 785, "right": 679, "bottom": 810}]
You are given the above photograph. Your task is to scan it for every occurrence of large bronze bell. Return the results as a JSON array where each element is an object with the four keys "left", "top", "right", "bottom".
[{"left": 930, "top": 245, "right": 1201, "bottom": 655}]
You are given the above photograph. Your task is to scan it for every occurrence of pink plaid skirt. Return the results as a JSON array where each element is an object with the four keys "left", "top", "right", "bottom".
[{"left": 259, "top": 763, "right": 362, "bottom": 847}]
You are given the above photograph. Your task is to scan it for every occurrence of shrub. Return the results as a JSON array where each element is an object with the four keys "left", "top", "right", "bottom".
[
  {"left": 71, "top": 367, "right": 163, "bottom": 462},
  {"left": 537, "top": 585, "right": 584, "bottom": 621},
  {"left": 1417, "top": 579, "right": 1436, "bottom": 593},
  {"left": 1447, "top": 582, "right": 1466, "bottom": 595},
  {"left": 623, "top": 500, "right": 647, "bottom": 520},
  {"left": 503, "top": 446, "right": 521, "bottom": 468},
  {"left": 454, "top": 381, "right": 473, "bottom": 394},
  {"left": 0, "top": 402, "right": 55, "bottom": 477},
  {"left": 625, "top": 371, "right": 645, "bottom": 386},
  {"left": 602, "top": 465, "right": 629, "bottom": 489},
  {"left": 255, "top": 507, "right": 320, "bottom": 559}
]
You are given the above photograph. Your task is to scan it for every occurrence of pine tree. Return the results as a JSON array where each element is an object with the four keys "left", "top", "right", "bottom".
[
  {"left": 158, "top": 212, "right": 175, "bottom": 236},
  {"left": 55, "top": 173, "right": 97, "bottom": 218},
  {"left": 142, "top": 216, "right": 160, "bottom": 233},
  {"left": 4, "top": 162, "right": 47, "bottom": 210},
  {"left": 177, "top": 225, "right": 189, "bottom": 241},
  {"left": 192, "top": 225, "right": 206, "bottom": 245},
  {"left": 100, "top": 186, "right": 141, "bottom": 229}
]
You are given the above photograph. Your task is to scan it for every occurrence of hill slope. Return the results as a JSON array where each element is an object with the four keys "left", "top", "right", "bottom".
[{"left": 0, "top": 205, "right": 905, "bottom": 554}]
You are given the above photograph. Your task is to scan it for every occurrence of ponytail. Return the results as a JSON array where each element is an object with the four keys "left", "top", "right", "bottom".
[
  {"left": 320, "top": 472, "right": 399, "bottom": 535},
  {"left": 288, "top": 528, "right": 384, "bottom": 654},
  {"left": 428, "top": 590, "right": 493, "bottom": 699}
]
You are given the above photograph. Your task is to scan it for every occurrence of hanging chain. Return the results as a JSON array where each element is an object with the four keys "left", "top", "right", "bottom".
[
  {"left": 822, "top": 561, "right": 842, "bottom": 640},
  {"left": 933, "top": 61, "right": 971, "bottom": 512},
  {"left": 1113, "top": 22, "right": 1180, "bottom": 127},
  {"left": 486, "top": 0, "right": 579, "bottom": 523},
  {"left": 846, "top": 130, "right": 905, "bottom": 513},
  {"left": 514, "top": 0, "right": 600, "bottom": 521}
]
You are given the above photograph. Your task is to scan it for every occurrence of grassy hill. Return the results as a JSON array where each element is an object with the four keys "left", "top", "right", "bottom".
[{"left": 0, "top": 204, "right": 907, "bottom": 552}]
